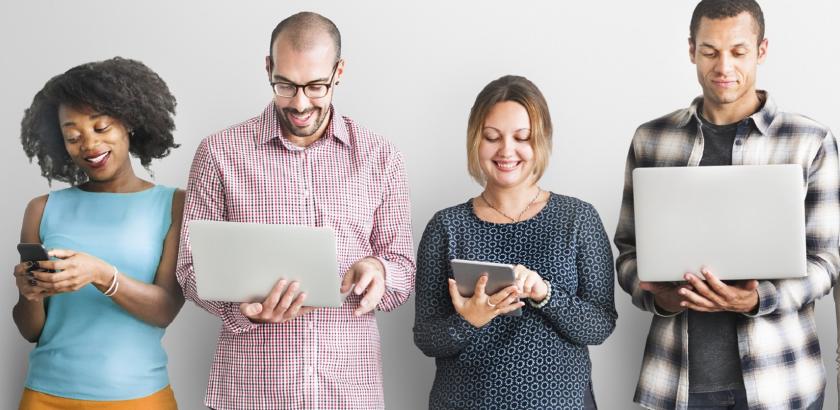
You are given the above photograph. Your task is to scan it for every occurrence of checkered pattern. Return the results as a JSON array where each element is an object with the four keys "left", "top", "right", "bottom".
[
  {"left": 176, "top": 103, "right": 415, "bottom": 410},
  {"left": 615, "top": 92, "right": 840, "bottom": 410}
]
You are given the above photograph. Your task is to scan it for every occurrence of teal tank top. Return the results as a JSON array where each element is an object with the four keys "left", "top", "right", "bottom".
[{"left": 26, "top": 185, "right": 175, "bottom": 400}]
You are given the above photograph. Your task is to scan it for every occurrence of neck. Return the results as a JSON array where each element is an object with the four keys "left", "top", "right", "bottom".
[
  {"left": 80, "top": 168, "right": 147, "bottom": 193},
  {"left": 482, "top": 182, "right": 540, "bottom": 210},
  {"left": 701, "top": 90, "right": 761, "bottom": 125}
]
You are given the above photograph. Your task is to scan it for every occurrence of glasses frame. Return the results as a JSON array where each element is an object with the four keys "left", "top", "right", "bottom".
[{"left": 270, "top": 61, "right": 340, "bottom": 99}]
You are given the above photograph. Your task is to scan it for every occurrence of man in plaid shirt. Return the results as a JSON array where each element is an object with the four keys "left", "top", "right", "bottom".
[
  {"left": 176, "top": 12, "right": 415, "bottom": 410},
  {"left": 615, "top": 1, "right": 839, "bottom": 409}
]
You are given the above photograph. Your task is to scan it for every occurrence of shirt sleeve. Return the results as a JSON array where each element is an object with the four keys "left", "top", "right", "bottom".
[
  {"left": 614, "top": 141, "right": 670, "bottom": 315},
  {"left": 412, "top": 212, "right": 483, "bottom": 358},
  {"left": 531, "top": 202, "right": 618, "bottom": 345},
  {"left": 372, "top": 150, "right": 416, "bottom": 312},
  {"left": 748, "top": 130, "right": 840, "bottom": 317},
  {"left": 176, "top": 138, "right": 258, "bottom": 334}
]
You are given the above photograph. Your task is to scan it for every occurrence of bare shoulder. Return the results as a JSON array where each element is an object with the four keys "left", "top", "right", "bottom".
[
  {"left": 171, "top": 189, "right": 185, "bottom": 224},
  {"left": 20, "top": 194, "right": 49, "bottom": 242}
]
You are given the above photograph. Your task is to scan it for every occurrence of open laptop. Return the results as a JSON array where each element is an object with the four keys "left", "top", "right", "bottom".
[
  {"left": 633, "top": 164, "right": 806, "bottom": 282},
  {"left": 188, "top": 220, "right": 345, "bottom": 307}
]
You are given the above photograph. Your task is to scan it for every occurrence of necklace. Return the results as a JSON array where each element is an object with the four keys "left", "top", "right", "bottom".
[{"left": 480, "top": 188, "right": 542, "bottom": 223}]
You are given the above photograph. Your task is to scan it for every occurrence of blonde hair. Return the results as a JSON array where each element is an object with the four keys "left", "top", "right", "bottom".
[{"left": 466, "top": 75, "right": 552, "bottom": 186}]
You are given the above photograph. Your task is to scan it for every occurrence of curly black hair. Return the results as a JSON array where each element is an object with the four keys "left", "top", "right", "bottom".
[{"left": 20, "top": 57, "right": 178, "bottom": 185}]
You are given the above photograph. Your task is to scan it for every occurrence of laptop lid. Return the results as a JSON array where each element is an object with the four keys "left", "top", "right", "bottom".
[
  {"left": 633, "top": 164, "right": 806, "bottom": 282},
  {"left": 188, "top": 220, "right": 343, "bottom": 307}
]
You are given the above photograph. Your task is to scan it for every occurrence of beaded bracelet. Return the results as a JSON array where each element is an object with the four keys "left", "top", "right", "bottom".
[
  {"left": 103, "top": 266, "right": 120, "bottom": 297},
  {"left": 528, "top": 280, "right": 552, "bottom": 309}
]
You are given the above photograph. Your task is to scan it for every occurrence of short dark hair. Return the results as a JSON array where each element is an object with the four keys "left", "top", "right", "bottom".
[
  {"left": 690, "top": 0, "right": 765, "bottom": 45},
  {"left": 20, "top": 57, "right": 178, "bottom": 185},
  {"left": 269, "top": 12, "right": 341, "bottom": 63}
]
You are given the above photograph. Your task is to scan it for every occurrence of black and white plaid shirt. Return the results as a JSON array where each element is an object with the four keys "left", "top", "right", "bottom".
[{"left": 615, "top": 91, "right": 840, "bottom": 410}]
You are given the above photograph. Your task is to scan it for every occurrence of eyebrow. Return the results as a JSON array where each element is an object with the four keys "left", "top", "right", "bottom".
[
  {"left": 699, "top": 42, "right": 750, "bottom": 49},
  {"left": 482, "top": 126, "right": 531, "bottom": 132},
  {"left": 61, "top": 113, "right": 105, "bottom": 127},
  {"left": 271, "top": 74, "right": 331, "bottom": 84}
]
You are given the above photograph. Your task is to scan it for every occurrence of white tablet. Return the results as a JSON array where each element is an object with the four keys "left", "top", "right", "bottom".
[
  {"left": 188, "top": 220, "right": 344, "bottom": 307},
  {"left": 450, "top": 259, "right": 521, "bottom": 316}
]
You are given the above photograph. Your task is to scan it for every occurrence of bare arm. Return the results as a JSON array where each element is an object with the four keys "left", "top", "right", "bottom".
[
  {"left": 35, "top": 189, "right": 186, "bottom": 328},
  {"left": 13, "top": 195, "right": 49, "bottom": 342}
]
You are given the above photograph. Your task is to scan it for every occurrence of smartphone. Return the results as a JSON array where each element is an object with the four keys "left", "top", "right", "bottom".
[
  {"left": 17, "top": 243, "right": 50, "bottom": 272},
  {"left": 450, "top": 259, "right": 522, "bottom": 317}
]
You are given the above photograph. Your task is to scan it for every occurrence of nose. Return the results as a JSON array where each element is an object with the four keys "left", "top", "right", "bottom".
[
  {"left": 288, "top": 87, "right": 312, "bottom": 112},
  {"left": 498, "top": 136, "right": 516, "bottom": 156},
  {"left": 79, "top": 131, "right": 100, "bottom": 152},
  {"left": 715, "top": 53, "right": 734, "bottom": 75}
]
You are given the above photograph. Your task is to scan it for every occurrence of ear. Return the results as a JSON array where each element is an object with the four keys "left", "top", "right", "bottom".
[
  {"left": 334, "top": 58, "right": 346, "bottom": 85},
  {"left": 265, "top": 55, "right": 272, "bottom": 79},
  {"left": 688, "top": 37, "right": 697, "bottom": 64},
  {"left": 757, "top": 38, "right": 768, "bottom": 64}
]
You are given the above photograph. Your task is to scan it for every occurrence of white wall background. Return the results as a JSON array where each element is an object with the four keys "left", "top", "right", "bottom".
[{"left": 1, "top": 1, "right": 838, "bottom": 409}]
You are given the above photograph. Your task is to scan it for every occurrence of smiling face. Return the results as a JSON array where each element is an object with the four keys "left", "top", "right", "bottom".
[
  {"left": 690, "top": 12, "right": 767, "bottom": 116},
  {"left": 477, "top": 101, "right": 536, "bottom": 190},
  {"left": 266, "top": 32, "right": 344, "bottom": 144},
  {"left": 58, "top": 104, "right": 133, "bottom": 184}
]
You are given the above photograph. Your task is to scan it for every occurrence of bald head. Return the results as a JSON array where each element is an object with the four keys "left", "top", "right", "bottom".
[{"left": 269, "top": 12, "right": 341, "bottom": 63}]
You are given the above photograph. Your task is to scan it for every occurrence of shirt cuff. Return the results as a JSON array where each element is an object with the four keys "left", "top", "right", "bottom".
[
  {"left": 743, "top": 280, "right": 777, "bottom": 317},
  {"left": 221, "top": 302, "right": 259, "bottom": 334},
  {"left": 646, "top": 291, "right": 684, "bottom": 317}
]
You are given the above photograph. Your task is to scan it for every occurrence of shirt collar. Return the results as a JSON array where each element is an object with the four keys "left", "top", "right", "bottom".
[
  {"left": 680, "top": 90, "right": 776, "bottom": 135},
  {"left": 256, "top": 102, "right": 351, "bottom": 148}
]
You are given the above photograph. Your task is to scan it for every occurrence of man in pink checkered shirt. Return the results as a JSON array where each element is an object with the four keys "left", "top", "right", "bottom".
[{"left": 176, "top": 12, "right": 416, "bottom": 410}]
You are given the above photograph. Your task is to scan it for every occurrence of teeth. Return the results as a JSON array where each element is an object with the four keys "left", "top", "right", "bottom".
[
  {"left": 496, "top": 161, "right": 518, "bottom": 170},
  {"left": 86, "top": 152, "right": 108, "bottom": 164}
]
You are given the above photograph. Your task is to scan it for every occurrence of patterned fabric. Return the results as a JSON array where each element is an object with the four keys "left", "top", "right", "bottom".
[
  {"left": 30, "top": 185, "right": 175, "bottom": 400},
  {"left": 614, "top": 92, "right": 840, "bottom": 410},
  {"left": 414, "top": 193, "right": 617, "bottom": 409},
  {"left": 176, "top": 103, "right": 415, "bottom": 410}
]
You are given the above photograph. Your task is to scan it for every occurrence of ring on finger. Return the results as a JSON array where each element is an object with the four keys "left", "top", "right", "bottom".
[{"left": 486, "top": 299, "right": 497, "bottom": 308}]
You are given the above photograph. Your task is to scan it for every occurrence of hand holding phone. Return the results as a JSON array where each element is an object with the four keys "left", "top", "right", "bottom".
[{"left": 14, "top": 243, "right": 52, "bottom": 302}]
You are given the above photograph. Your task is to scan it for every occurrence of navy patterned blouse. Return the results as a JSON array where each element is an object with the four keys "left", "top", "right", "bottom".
[{"left": 413, "top": 193, "right": 617, "bottom": 409}]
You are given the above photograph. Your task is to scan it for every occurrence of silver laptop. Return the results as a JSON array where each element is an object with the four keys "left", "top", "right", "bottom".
[
  {"left": 633, "top": 164, "right": 806, "bottom": 281},
  {"left": 188, "top": 220, "right": 344, "bottom": 307}
]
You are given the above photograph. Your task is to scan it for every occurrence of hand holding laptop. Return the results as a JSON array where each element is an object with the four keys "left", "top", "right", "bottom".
[
  {"left": 240, "top": 279, "right": 316, "bottom": 323},
  {"left": 640, "top": 267, "right": 759, "bottom": 314}
]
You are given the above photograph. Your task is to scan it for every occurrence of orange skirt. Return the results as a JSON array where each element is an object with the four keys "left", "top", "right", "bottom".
[{"left": 19, "top": 385, "right": 177, "bottom": 410}]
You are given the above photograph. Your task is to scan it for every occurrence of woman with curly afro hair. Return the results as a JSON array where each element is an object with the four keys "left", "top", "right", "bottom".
[{"left": 14, "top": 57, "right": 184, "bottom": 409}]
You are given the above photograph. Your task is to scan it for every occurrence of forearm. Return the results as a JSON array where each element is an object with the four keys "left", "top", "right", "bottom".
[
  {"left": 413, "top": 313, "right": 479, "bottom": 358},
  {"left": 535, "top": 293, "right": 617, "bottom": 345},
  {"left": 13, "top": 296, "right": 45, "bottom": 342},
  {"left": 96, "top": 275, "right": 184, "bottom": 328},
  {"left": 751, "top": 251, "right": 839, "bottom": 316},
  {"left": 375, "top": 255, "right": 415, "bottom": 311}
]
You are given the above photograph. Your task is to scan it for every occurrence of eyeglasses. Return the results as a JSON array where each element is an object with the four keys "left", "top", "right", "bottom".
[{"left": 270, "top": 61, "right": 340, "bottom": 99}]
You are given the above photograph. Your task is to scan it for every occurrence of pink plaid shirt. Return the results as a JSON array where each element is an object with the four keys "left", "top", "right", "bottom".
[{"left": 176, "top": 103, "right": 415, "bottom": 410}]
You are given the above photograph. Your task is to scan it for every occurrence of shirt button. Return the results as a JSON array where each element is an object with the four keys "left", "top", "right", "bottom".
[
  {"left": 306, "top": 366, "right": 314, "bottom": 375},
  {"left": 307, "top": 322, "right": 314, "bottom": 331},
  {"left": 735, "top": 140, "right": 743, "bottom": 146}
]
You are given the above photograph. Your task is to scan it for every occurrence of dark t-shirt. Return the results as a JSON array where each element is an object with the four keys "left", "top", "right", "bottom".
[{"left": 688, "top": 115, "right": 744, "bottom": 393}]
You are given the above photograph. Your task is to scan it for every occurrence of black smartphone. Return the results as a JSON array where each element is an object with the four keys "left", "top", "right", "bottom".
[{"left": 17, "top": 243, "right": 50, "bottom": 272}]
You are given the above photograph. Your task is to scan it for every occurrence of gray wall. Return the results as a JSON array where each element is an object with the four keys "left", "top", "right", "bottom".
[{"left": 1, "top": 1, "right": 838, "bottom": 409}]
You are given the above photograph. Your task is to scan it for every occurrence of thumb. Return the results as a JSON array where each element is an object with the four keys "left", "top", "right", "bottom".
[
  {"left": 340, "top": 269, "right": 356, "bottom": 293},
  {"left": 240, "top": 302, "right": 263, "bottom": 317},
  {"left": 47, "top": 249, "right": 75, "bottom": 259},
  {"left": 743, "top": 280, "right": 759, "bottom": 291},
  {"left": 447, "top": 279, "right": 464, "bottom": 308}
]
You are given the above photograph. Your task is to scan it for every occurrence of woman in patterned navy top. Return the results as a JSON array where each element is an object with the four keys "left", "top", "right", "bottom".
[{"left": 413, "top": 75, "right": 617, "bottom": 410}]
